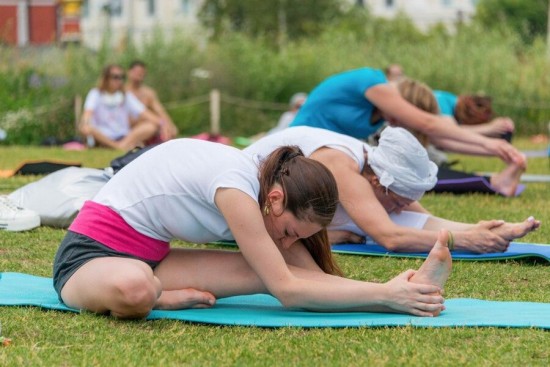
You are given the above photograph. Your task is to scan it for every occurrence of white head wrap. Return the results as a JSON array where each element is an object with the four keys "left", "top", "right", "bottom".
[{"left": 367, "top": 127, "right": 438, "bottom": 201}]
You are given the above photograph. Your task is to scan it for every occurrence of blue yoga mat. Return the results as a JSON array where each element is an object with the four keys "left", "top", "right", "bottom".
[
  {"left": 331, "top": 242, "right": 550, "bottom": 262},
  {"left": 1, "top": 272, "right": 549, "bottom": 329}
]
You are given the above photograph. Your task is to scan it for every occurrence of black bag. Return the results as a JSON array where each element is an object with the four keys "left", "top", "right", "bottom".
[{"left": 110, "top": 144, "right": 159, "bottom": 174}]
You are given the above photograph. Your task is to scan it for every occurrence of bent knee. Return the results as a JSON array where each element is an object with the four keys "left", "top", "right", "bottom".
[{"left": 110, "top": 272, "right": 159, "bottom": 318}]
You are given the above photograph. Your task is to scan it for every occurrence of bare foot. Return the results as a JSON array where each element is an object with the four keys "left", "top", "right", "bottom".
[
  {"left": 490, "top": 159, "right": 526, "bottom": 197},
  {"left": 155, "top": 288, "right": 216, "bottom": 310},
  {"left": 491, "top": 216, "right": 541, "bottom": 242},
  {"left": 411, "top": 229, "right": 453, "bottom": 316}
]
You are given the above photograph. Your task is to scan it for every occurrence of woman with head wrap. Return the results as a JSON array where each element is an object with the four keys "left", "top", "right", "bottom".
[{"left": 245, "top": 126, "right": 540, "bottom": 253}]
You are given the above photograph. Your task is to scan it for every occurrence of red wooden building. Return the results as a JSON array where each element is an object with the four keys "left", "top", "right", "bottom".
[{"left": 0, "top": 0, "right": 82, "bottom": 46}]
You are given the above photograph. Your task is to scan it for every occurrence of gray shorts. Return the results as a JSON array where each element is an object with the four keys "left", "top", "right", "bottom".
[{"left": 53, "top": 231, "right": 161, "bottom": 298}]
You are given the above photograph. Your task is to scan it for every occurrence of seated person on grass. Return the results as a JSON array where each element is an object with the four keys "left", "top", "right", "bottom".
[
  {"left": 79, "top": 64, "right": 164, "bottom": 151},
  {"left": 125, "top": 60, "right": 178, "bottom": 144},
  {"left": 53, "top": 139, "right": 450, "bottom": 319},
  {"left": 244, "top": 126, "right": 540, "bottom": 253}
]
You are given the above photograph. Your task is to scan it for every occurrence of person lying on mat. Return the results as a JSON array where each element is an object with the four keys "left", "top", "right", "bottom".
[
  {"left": 394, "top": 78, "right": 525, "bottom": 197},
  {"left": 289, "top": 67, "right": 525, "bottom": 167},
  {"left": 53, "top": 139, "right": 450, "bottom": 319},
  {"left": 244, "top": 126, "right": 540, "bottom": 253}
]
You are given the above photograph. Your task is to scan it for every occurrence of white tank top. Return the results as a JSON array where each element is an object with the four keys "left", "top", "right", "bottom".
[
  {"left": 244, "top": 126, "right": 371, "bottom": 170},
  {"left": 94, "top": 139, "right": 260, "bottom": 243}
]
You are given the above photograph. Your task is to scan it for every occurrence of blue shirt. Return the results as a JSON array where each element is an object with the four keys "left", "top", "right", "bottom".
[
  {"left": 434, "top": 90, "right": 458, "bottom": 117},
  {"left": 290, "top": 68, "right": 387, "bottom": 139}
]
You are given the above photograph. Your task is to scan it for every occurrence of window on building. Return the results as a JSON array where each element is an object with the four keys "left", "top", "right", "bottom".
[
  {"left": 82, "top": 0, "right": 89, "bottom": 18},
  {"left": 108, "top": 0, "right": 123, "bottom": 17},
  {"left": 147, "top": 0, "right": 156, "bottom": 16},
  {"left": 385, "top": 0, "right": 394, "bottom": 7},
  {"left": 181, "top": 0, "right": 190, "bottom": 14}
]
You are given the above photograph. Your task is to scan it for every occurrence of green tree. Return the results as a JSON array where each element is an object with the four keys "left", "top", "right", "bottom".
[
  {"left": 475, "top": 0, "right": 548, "bottom": 43},
  {"left": 198, "top": 0, "right": 356, "bottom": 47}
]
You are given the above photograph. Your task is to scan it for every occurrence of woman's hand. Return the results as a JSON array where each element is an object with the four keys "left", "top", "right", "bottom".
[
  {"left": 457, "top": 220, "right": 510, "bottom": 253},
  {"left": 383, "top": 270, "right": 444, "bottom": 317},
  {"left": 483, "top": 138, "right": 524, "bottom": 165}
]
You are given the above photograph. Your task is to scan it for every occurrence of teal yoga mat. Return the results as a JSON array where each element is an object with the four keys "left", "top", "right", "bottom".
[
  {"left": 332, "top": 242, "right": 550, "bottom": 262},
  {"left": 215, "top": 241, "right": 550, "bottom": 262},
  {"left": 1, "top": 272, "right": 549, "bottom": 329}
]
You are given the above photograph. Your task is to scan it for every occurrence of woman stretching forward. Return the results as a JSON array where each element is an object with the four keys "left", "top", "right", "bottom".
[
  {"left": 53, "top": 139, "right": 450, "bottom": 319},
  {"left": 245, "top": 126, "right": 539, "bottom": 253}
]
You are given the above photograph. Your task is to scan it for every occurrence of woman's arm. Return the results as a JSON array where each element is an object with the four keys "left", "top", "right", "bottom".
[
  {"left": 365, "top": 85, "right": 523, "bottom": 165},
  {"left": 214, "top": 187, "right": 443, "bottom": 315},
  {"left": 311, "top": 148, "right": 510, "bottom": 253}
]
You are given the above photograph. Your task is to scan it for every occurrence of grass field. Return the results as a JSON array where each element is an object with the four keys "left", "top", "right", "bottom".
[{"left": 0, "top": 138, "right": 549, "bottom": 366}]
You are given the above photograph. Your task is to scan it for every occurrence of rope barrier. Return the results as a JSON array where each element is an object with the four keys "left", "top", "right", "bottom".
[
  {"left": 164, "top": 94, "right": 210, "bottom": 109},
  {"left": 220, "top": 94, "right": 288, "bottom": 111}
]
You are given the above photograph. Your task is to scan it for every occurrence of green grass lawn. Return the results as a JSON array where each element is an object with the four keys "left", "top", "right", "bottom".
[{"left": 0, "top": 139, "right": 549, "bottom": 366}]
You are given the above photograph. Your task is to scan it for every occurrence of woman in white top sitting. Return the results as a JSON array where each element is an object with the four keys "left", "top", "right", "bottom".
[
  {"left": 244, "top": 126, "right": 540, "bottom": 253},
  {"left": 53, "top": 139, "right": 450, "bottom": 319},
  {"left": 79, "top": 64, "right": 164, "bottom": 150}
]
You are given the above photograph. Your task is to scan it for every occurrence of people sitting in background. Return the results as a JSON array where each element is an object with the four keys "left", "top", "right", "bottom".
[
  {"left": 79, "top": 64, "right": 163, "bottom": 150},
  {"left": 245, "top": 126, "right": 539, "bottom": 251},
  {"left": 125, "top": 60, "right": 178, "bottom": 144},
  {"left": 434, "top": 90, "right": 514, "bottom": 142}
]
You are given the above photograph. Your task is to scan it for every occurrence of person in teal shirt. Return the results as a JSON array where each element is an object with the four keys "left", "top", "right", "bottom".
[
  {"left": 291, "top": 68, "right": 387, "bottom": 139},
  {"left": 290, "top": 67, "right": 523, "bottom": 167}
]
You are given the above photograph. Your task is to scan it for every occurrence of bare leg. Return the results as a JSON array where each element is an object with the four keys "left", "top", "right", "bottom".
[
  {"left": 410, "top": 229, "right": 453, "bottom": 316},
  {"left": 491, "top": 216, "right": 541, "bottom": 242},
  {"left": 114, "top": 122, "right": 158, "bottom": 151},
  {"left": 490, "top": 161, "right": 525, "bottom": 197},
  {"left": 154, "top": 249, "right": 267, "bottom": 302},
  {"left": 61, "top": 257, "right": 162, "bottom": 319}
]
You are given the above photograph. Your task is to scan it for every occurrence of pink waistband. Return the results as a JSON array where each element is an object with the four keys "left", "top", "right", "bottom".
[{"left": 69, "top": 201, "right": 170, "bottom": 262}]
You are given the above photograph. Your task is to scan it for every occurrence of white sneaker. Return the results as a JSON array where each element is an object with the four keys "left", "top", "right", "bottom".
[{"left": 0, "top": 196, "right": 40, "bottom": 231}]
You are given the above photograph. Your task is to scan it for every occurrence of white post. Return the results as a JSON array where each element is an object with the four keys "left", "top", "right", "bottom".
[
  {"left": 210, "top": 89, "right": 220, "bottom": 136},
  {"left": 17, "top": 0, "right": 29, "bottom": 47}
]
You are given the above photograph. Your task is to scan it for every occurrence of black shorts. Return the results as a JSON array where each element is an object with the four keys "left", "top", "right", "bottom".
[{"left": 52, "top": 231, "right": 161, "bottom": 298}]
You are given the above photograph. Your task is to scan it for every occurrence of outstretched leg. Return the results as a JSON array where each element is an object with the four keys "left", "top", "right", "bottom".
[
  {"left": 490, "top": 160, "right": 526, "bottom": 197},
  {"left": 491, "top": 216, "right": 541, "bottom": 242},
  {"left": 410, "top": 229, "right": 453, "bottom": 316}
]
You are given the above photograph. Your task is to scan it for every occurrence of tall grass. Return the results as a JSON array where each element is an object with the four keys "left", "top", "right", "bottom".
[{"left": 1, "top": 15, "right": 550, "bottom": 144}]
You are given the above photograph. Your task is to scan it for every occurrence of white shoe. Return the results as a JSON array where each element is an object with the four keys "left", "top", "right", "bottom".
[{"left": 0, "top": 196, "right": 40, "bottom": 231}]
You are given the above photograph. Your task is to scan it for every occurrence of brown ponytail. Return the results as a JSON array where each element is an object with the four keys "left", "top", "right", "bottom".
[{"left": 258, "top": 146, "right": 342, "bottom": 275}]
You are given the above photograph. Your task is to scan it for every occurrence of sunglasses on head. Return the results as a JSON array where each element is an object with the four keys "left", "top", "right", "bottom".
[{"left": 109, "top": 74, "right": 126, "bottom": 80}]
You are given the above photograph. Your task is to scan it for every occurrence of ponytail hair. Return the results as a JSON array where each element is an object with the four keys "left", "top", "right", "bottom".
[{"left": 258, "top": 146, "right": 342, "bottom": 275}]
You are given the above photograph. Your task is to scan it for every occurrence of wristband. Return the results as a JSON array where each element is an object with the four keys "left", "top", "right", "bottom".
[{"left": 447, "top": 231, "right": 454, "bottom": 251}]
